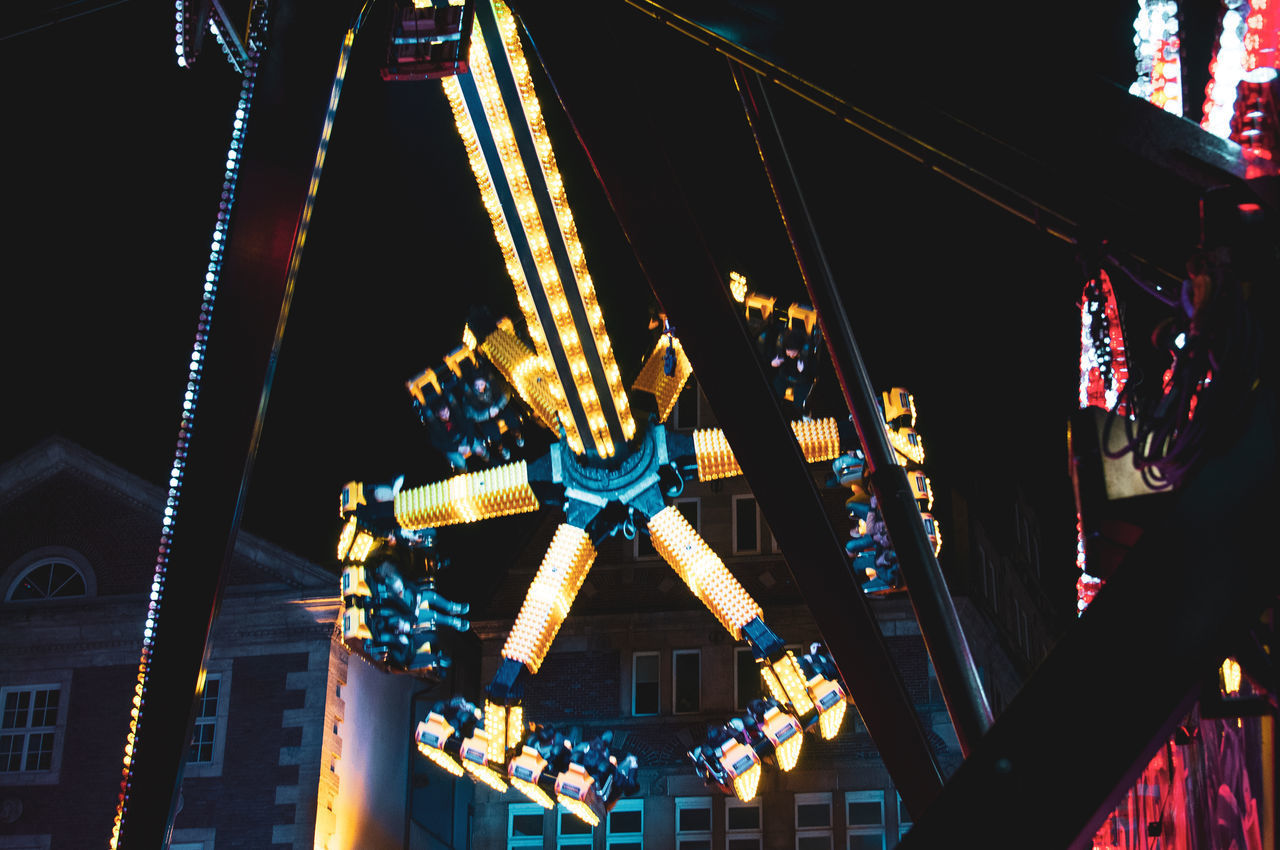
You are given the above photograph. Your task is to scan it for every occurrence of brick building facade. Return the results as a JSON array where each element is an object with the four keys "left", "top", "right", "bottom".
[{"left": 0, "top": 439, "right": 338, "bottom": 850}]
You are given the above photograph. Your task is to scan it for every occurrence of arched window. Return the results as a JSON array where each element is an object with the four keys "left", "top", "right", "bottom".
[
  {"left": 3, "top": 548, "right": 96, "bottom": 602},
  {"left": 8, "top": 560, "right": 86, "bottom": 601}
]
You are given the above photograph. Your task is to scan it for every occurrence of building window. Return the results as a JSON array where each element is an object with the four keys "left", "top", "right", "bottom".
[
  {"left": 184, "top": 666, "right": 230, "bottom": 778},
  {"left": 168, "top": 828, "right": 216, "bottom": 850},
  {"left": 732, "top": 496, "right": 760, "bottom": 554},
  {"left": 188, "top": 674, "right": 221, "bottom": 763},
  {"left": 5, "top": 559, "right": 86, "bottom": 601},
  {"left": 508, "top": 803, "right": 546, "bottom": 849},
  {"left": 895, "top": 792, "right": 912, "bottom": 847},
  {"left": 633, "top": 652, "right": 659, "bottom": 716},
  {"left": 638, "top": 497, "right": 700, "bottom": 558},
  {"left": 0, "top": 686, "right": 60, "bottom": 773},
  {"left": 673, "top": 650, "right": 700, "bottom": 714},
  {"left": 726, "top": 797, "right": 762, "bottom": 850},
  {"left": 795, "top": 792, "right": 832, "bottom": 850},
  {"left": 734, "top": 647, "right": 763, "bottom": 710},
  {"left": 558, "top": 805, "right": 593, "bottom": 847},
  {"left": 676, "top": 797, "right": 712, "bottom": 850},
  {"left": 607, "top": 798, "right": 644, "bottom": 849},
  {"left": 845, "top": 791, "right": 885, "bottom": 850},
  {"left": 672, "top": 379, "right": 700, "bottom": 430}
]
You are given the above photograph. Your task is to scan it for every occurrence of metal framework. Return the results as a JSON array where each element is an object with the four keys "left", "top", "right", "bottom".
[{"left": 118, "top": 0, "right": 1277, "bottom": 846}]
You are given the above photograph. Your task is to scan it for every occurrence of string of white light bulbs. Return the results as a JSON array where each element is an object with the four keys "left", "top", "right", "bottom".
[{"left": 110, "top": 11, "right": 265, "bottom": 846}]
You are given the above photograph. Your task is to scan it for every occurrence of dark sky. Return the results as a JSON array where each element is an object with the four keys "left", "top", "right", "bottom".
[{"left": 2, "top": 0, "right": 1209, "bottom": 594}]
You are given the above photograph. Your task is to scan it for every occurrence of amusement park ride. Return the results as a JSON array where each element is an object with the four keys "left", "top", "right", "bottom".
[
  {"left": 331, "top": 0, "right": 949, "bottom": 824},
  {"left": 110, "top": 0, "right": 1279, "bottom": 847}
]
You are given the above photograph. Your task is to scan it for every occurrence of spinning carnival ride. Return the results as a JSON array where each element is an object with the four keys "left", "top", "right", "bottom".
[{"left": 333, "top": 0, "right": 875, "bottom": 822}]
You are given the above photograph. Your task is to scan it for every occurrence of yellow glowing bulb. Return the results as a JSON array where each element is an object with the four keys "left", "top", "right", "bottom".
[
  {"left": 1221, "top": 657, "right": 1242, "bottom": 695},
  {"left": 732, "top": 763, "right": 761, "bottom": 802}
]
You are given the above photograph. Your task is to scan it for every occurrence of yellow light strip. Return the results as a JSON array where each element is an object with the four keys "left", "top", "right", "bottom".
[
  {"left": 760, "top": 665, "right": 787, "bottom": 705},
  {"left": 510, "top": 773, "right": 554, "bottom": 809},
  {"left": 479, "top": 323, "right": 561, "bottom": 432},
  {"left": 464, "top": 759, "right": 510, "bottom": 792},
  {"left": 888, "top": 425, "right": 925, "bottom": 466},
  {"left": 336, "top": 516, "right": 357, "bottom": 560},
  {"left": 484, "top": 701, "right": 508, "bottom": 764},
  {"left": 501, "top": 524, "right": 596, "bottom": 673},
  {"left": 493, "top": 0, "right": 635, "bottom": 447},
  {"left": 508, "top": 745, "right": 554, "bottom": 808},
  {"left": 770, "top": 652, "right": 815, "bottom": 715},
  {"left": 775, "top": 732, "right": 803, "bottom": 772},
  {"left": 817, "top": 698, "right": 847, "bottom": 741},
  {"left": 440, "top": 73, "right": 581, "bottom": 452},
  {"left": 647, "top": 506, "right": 762, "bottom": 639},
  {"left": 506, "top": 704, "right": 524, "bottom": 751},
  {"left": 348, "top": 531, "right": 376, "bottom": 563},
  {"left": 631, "top": 334, "right": 693, "bottom": 424},
  {"left": 419, "top": 744, "right": 465, "bottom": 777},
  {"left": 395, "top": 461, "right": 540, "bottom": 529},
  {"left": 558, "top": 794, "right": 601, "bottom": 827},
  {"left": 466, "top": 21, "right": 612, "bottom": 456},
  {"left": 693, "top": 418, "right": 843, "bottom": 481},
  {"left": 729, "top": 271, "right": 748, "bottom": 302},
  {"left": 731, "top": 762, "right": 761, "bottom": 803}
]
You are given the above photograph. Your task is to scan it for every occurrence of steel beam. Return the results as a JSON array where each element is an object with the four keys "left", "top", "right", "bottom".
[
  {"left": 730, "top": 63, "right": 994, "bottom": 756},
  {"left": 898, "top": 387, "right": 1279, "bottom": 848},
  {"left": 118, "top": 1, "right": 358, "bottom": 845}
]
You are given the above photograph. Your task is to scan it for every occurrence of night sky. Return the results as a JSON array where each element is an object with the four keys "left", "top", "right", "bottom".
[{"left": 2, "top": 1, "right": 1212, "bottom": 601}]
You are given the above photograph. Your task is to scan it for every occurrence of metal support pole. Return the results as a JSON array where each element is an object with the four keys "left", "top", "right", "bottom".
[
  {"left": 118, "top": 2, "right": 358, "bottom": 844},
  {"left": 730, "top": 64, "right": 993, "bottom": 756}
]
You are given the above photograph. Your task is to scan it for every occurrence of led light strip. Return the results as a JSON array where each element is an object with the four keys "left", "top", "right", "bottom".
[
  {"left": 1203, "top": 2, "right": 1255, "bottom": 138},
  {"left": 111, "top": 21, "right": 266, "bottom": 850},
  {"left": 1079, "top": 272, "right": 1129, "bottom": 414},
  {"left": 501, "top": 524, "right": 596, "bottom": 673},
  {"left": 647, "top": 506, "right": 762, "bottom": 639},
  {"left": 631, "top": 334, "right": 694, "bottom": 424},
  {"left": 395, "top": 461, "right": 541, "bottom": 529},
  {"left": 466, "top": 13, "right": 618, "bottom": 456},
  {"left": 479, "top": 323, "right": 562, "bottom": 431},
  {"left": 1130, "top": 1, "right": 1184, "bottom": 116},
  {"left": 492, "top": 1, "right": 635, "bottom": 445},
  {"left": 692, "top": 418, "right": 843, "bottom": 481},
  {"left": 441, "top": 74, "right": 576, "bottom": 447}
]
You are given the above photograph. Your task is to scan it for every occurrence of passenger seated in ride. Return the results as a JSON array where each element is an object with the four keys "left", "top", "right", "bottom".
[
  {"left": 461, "top": 364, "right": 524, "bottom": 460},
  {"left": 770, "top": 326, "right": 816, "bottom": 414},
  {"left": 425, "top": 393, "right": 484, "bottom": 472}
]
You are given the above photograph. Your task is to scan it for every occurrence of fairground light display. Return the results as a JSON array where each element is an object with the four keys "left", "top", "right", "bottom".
[{"left": 330, "top": 0, "right": 944, "bottom": 827}]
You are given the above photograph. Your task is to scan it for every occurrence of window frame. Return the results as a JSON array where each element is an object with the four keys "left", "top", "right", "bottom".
[
  {"left": 2, "top": 547, "right": 96, "bottom": 602},
  {"left": 0, "top": 669, "right": 71, "bottom": 786},
  {"left": 184, "top": 662, "right": 231, "bottom": 779},
  {"left": 508, "top": 802, "right": 548, "bottom": 849},
  {"left": 731, "top": 495, "right": 760, "bottom": 554},
  {"left": 795, "top": 791, "right": 833, "bottom": 850},
  {"left": 725, "top": 796, "right": 762, "bottom": 850},
  {"left": 673, "top": 649, "right": 701, "bottom": 715},
  {"left": 676, "top": 796, "right": 712, "bottom": 850},
  {"left": 844, "top": 790, "right": 886, "bottom": 850},
  {"left": 557, "top": 804, "right": 594, "bottom": 847},
  {"left": 632, "top": 651, "right": 660, "bottom": 717},
  {"left": 606, "top": 797, "right": 644, "bottom": 849},
  {"left": 896, "top": 792, "right": 913, "bottom": 845}
]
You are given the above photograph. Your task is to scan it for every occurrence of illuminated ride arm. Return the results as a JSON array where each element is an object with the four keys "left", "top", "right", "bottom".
[{"left": 645, "top": 505, "right": 849, "bottom": 802}]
